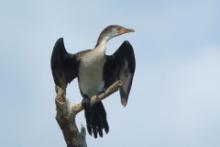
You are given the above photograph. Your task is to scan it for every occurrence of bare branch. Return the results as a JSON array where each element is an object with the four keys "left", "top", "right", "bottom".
[
  {"left": 55, "top": 80, "right": 122, "bottom": 147},
  {"left": 71, "top": 80, "right": 123, "bottom": 114}
]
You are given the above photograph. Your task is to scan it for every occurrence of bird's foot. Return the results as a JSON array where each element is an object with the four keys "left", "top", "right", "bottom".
[{"left": 82, "top": 98, "right": 92, "bottom": 110}]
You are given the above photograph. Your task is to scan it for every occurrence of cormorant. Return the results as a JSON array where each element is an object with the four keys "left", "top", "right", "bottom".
[{"left": 51, "top": 25, "right": 136, "bottom": 138}]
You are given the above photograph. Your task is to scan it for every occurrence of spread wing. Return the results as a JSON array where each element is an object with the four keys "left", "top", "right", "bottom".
[
  {"left": 104, "top": 41, "right": 136, "bottom": 106},
  {"left": 51, "top": 38, "right": 79, "bottom": 89}
]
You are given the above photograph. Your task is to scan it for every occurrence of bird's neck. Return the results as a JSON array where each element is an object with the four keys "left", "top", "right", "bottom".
[{"left": 95, "top": 36, "right": 109, "bottom": 52}]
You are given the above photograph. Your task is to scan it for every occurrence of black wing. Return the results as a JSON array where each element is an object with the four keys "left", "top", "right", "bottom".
[
  {"left": 51, "top": 38, "right": 79, "bottom": 89},
  {"left": 104, "top": 41, "right": 136, "bottom": 106}
]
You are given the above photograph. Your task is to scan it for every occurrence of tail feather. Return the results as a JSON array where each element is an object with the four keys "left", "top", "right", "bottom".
[{"left": 84, "top": 102, "right": 109, "bottom": 138}]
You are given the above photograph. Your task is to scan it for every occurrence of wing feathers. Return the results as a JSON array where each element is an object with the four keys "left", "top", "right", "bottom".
[
  {"left": 51, "top": 38, "right": 78, "bottom": 89},
  {"left": 104, "top": 41, "right": 136, "bottom": 106}
]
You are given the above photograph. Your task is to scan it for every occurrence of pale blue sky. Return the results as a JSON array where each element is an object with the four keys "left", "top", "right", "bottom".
[{"left": 0, "top": 0, "right": 220, "bottom": 147}]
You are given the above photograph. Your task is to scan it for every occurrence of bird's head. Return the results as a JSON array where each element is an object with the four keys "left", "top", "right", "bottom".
[
  {"left": 96, "top": 25, "right": 134, "bottom": 47},
  {"left": 103, "top": 25, "right": 135, "bottom": 39}
]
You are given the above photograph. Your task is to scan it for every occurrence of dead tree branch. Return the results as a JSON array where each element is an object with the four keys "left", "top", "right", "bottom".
[{"left": 55, "top": 80, "right": 123, "bottom": 147}]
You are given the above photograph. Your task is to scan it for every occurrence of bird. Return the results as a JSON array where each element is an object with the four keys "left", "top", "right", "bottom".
[{"left": 51, "top": 25, "right": 136, "bottom": 138}]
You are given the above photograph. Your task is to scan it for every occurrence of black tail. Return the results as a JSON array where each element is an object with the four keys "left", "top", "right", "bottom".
[{"left": 84, "top": 101, "right": 109, "bottom": 138}]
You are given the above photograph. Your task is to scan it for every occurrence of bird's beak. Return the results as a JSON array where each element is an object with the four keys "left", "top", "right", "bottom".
[
  {"left": 119, "top": 27, "right": 135, "bottom": 35},
  {"left": 126, "top": 28, "right": 135, "bottom": 33}
]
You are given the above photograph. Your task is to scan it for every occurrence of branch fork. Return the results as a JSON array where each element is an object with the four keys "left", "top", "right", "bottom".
[{"left": 54, "top": 80, "right": 123, "bottom": 147}]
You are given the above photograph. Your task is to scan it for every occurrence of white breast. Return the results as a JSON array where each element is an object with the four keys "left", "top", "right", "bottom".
[{"left": 78, "top": 51, "right": 105, "bottom": 97}]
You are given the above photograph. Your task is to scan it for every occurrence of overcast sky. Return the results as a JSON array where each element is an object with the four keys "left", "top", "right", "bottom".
[{"left": 0, "top": 0, "right": 220, "bottom": 147}]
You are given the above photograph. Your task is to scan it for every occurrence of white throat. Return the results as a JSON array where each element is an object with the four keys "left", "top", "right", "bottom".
[{"left": 95, "top": 36, "right": 108, "bottom": 52}]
